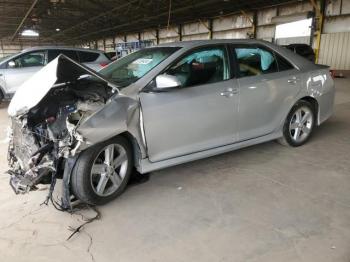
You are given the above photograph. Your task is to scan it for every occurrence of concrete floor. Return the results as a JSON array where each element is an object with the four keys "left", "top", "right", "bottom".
[{"left": 0, "top": 77, "right": 350, "bottom": 262}]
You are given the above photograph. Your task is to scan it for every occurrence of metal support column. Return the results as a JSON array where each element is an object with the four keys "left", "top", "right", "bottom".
[
  {"left": 179, "top": 24, "right": 182, "bottom": 41},
  {"left": 310, "top": 0, "right": 325, "bottom": 63}
]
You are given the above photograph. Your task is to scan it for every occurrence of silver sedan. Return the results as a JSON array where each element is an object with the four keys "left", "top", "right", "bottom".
[{"left": 7, "top": 40, "right": 335, "bottom": 206}]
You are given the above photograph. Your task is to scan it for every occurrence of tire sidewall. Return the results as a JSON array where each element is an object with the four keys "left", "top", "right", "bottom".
[
  {"left": 283, "top": 100, "right": 315, "bottom": 147},
  {"left": 71, "top": 136, "right": 133, "bottom": 205}
]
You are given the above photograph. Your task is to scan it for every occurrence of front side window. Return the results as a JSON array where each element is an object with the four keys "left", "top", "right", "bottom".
[
  {"left": 99, "top": 47, "right": 180, "bottom": 88},
  {"left": 234, "top": 46, "right": 278, "bottom": 77},
  {"left": 165, "top": 46, "right": 230, "bottom": 87},
  {"left": 11, "top": 51, "right": 46, "bottom": 68}
]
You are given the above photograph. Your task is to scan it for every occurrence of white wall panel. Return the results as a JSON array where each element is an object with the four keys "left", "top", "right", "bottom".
[
  {"left": 342, "top": 0, "right": 350, "bottom": 14},
  {"left": 126, "top": 33, "right": 139, "bottom": 42},
  {"left": 324, "top": 16, "right": 350, "bottom": 33},
  {"left": 276, "top": 36, "right": 310, "bottom": 45},
  {"left": 182, "top": 33, "right": 209, "bottom": 41},
  {"left": 325, "top": 0, "right": 341, "bottom": 16},
  {"left": 213, "top": 14, "right": 253, "bottom": 31},
  {"left": 159, "top": 37, "right": 179, "bottom": 44},
  {"left": 159, "top": 26, "right": 179, "bottom": 38},
  {"left": 182, "top": 21, "right": 209, "bottom": 36},
  {"left": 115, "top": 35, "right": 125, "bottom": 44},
  {"left": 141, "top": 30, "right": 156, "bottom": 41},
  {"left": 278, "top": 2, "right": 313, "bottom": 16},
  {"left": 257, "top": 8, "right": 277, "bottom": 26},
  {"left": 319, "top": 32, "right": 350, "bottom": 70},
  {"left": 97, "top": 39, "right": 104, "bottom": 50},
  {"left": 256, "top": 25, "right": 275, "bottom": 41},
  {"left": 105, "top": 37, "right": 114, "bottom": 51},
  {"left": 212, "top": 28, "right": 250, "bottom": 39}
]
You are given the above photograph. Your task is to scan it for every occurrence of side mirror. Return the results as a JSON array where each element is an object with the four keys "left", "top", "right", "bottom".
[
  {"left": 8, "top": 61, "right": 16, "bottom": 68},
  {"left": 155, "top": 74, "right": 181, "bottom": 90}
]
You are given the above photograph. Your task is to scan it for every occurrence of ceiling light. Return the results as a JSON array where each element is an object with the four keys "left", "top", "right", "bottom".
[
  {"left": 21, "top": 29, "right": 39, "bottom": 37},
  {"left": 56, "top": 28, "right": 60, "bottom": 32}
]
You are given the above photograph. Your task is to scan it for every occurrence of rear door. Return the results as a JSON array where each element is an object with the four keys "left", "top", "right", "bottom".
[
  {"left": 231, "top": 44, "right": 302, "bottom": 141},
  {"left": 4, "top": 50, "right": 47, "bottom": 94},
  {"left": 140, "top": 45, "right": 239, "bottom": 162}
]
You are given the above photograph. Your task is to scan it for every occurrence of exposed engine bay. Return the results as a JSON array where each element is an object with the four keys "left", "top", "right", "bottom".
[{"left": 7, "top": 55, "right": 118, "bottom": 209}]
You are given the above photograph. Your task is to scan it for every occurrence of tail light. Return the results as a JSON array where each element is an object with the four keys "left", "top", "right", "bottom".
[{"left": 99, "top": 62, "right": 109, "bottom": 68}]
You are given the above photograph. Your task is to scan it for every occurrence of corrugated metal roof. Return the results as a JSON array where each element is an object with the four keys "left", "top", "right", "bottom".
[{"left": 0, "top": 0, "right": 304, "bottom": 43}]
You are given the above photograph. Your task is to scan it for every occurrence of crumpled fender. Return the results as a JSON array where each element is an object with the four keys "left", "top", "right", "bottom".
[{"left": 76, "top": 94, "right": 146, "bottom": 158}]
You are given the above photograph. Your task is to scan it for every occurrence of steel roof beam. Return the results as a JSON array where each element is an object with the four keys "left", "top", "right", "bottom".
[{"left": 11, "top": 0, "right": 39, "bottom": 41}]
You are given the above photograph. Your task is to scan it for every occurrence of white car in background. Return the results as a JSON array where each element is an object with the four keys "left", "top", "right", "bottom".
[{"left": 0, "top": 47, "right": 110, "bottom": 101}]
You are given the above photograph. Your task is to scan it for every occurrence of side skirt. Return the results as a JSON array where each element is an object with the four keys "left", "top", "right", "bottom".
[{"left": 137, "top": 131, "right": 282, "bottom": 174}]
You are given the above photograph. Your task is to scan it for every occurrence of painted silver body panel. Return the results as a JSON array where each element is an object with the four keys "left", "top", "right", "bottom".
[
  {"left": 140, "top": 79, "right": 239, "bottom": 162},
  {"left": 8, "top": 40, "right": 335, "bottom": 175},
  {"left": 236, "top": 68, "right": 303, "bottom": 141},
  {"left": 138, "top": 131, "right": 282, "bottom": 174}
]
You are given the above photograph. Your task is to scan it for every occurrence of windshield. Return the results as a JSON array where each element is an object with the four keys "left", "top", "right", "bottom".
[{"left": 99, "top": 47, "right": 180, "bottom": 87}]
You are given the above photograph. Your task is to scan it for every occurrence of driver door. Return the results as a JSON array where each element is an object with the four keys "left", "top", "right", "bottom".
[{"left": 140, "top": 45, "right": 239, "bottom": 162}]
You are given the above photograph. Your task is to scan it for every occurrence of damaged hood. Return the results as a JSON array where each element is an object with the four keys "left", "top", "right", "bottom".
[{"left": 8, "top": 55, "right": 118, "bottom": 117}]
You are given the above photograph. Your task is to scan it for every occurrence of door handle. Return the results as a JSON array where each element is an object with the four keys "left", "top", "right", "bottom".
[
  {"left": 220, "top": 91, "right": 233, "bottom": 97},
  {"left": 220, "top": 87, "right": 238, "bottom": 97},
  {"left": 287, "top": 76, "right": 299, "bottom": 84}
]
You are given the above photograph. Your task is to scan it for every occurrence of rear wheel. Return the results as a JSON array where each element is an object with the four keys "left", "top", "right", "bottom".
[
  {"left": 71, "top": 136, "right": 133, "bottom": 205},
  {"left": 278, "top": 100, "right": 315, "bottom": 147}
]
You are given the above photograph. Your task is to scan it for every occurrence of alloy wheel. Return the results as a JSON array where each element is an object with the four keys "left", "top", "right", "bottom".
[
  {"left": 289, "top": 106, "right": 313, "bottom": 143},
  {"left": 90, "top": 144, "right": 128, "bottom": 197}
]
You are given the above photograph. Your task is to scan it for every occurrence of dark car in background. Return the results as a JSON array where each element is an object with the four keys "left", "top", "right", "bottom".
[{"left": 284, "top": 44, "right": 315, "bottom": 63}]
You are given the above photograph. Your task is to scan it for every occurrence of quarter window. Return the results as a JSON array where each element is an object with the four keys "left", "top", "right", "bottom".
[
  {"left": 275, "top": 54, "right": 294, "bottom": 71},
  {"left": 234, "top": 47, "right": 278, "bottom": 77},
  {"left": 78, "top": 51, "right": 100, "bottom": 62},
  {"left": 11, "top": 51, "right": 46, "bottom": 68},
  {"left": 165, "top": 46, "right": 230, "bottom": 87}
]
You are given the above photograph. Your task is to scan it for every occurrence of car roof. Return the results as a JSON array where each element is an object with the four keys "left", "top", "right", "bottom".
[
  {"left": 155, "top": 39, "right": 271, "bottom": 48},
  {"left": 155, "top": 39, "right": 317, "bottom": 71},
  {"left": 286, "top": 43, "right": 312, "bottom": 48},
  {"left": 21, "top": 46, "right": 104, "bottom": 54}
]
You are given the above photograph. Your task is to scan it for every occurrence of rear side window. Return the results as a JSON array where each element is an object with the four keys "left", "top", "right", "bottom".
[
  {"left": 233, "top": 46, "right": 278, "bottom": 77},
  {"left": 48, "top": 50, "right": 79, "bottom": 62},
  {"left": 275, "top": 54, "right": 294, "bottom": 71},
  {"left": 77, "top": 51, "right": 99, "bottom": 62}
]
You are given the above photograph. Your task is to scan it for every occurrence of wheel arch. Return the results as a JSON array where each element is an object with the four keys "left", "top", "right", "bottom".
[
  {"left": 118, "top": 131, "right": 143, "bottom": 169},
  {"left": 298, "top": 96, "right": 320, "bottom": 125}
]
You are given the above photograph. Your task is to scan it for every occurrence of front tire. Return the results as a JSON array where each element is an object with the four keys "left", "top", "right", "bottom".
[
  {"left": 71, "top": 136, "right": 133, "bottom": 205},
  {"left": 278, "top": 100, "right": 315, "bottom": 147}
]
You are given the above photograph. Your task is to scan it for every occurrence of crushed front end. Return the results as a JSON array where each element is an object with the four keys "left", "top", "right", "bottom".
[{"left": 6, "top": 55, "right": 117, "bottom": 209}]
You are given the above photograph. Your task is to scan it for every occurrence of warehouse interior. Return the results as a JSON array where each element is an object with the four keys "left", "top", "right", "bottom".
[
  {"left": 0, "top": 0, "right": 350, "bottom": 261},
  {"left": 1, "top": 0, "right": 350, "bottom": 70}
]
